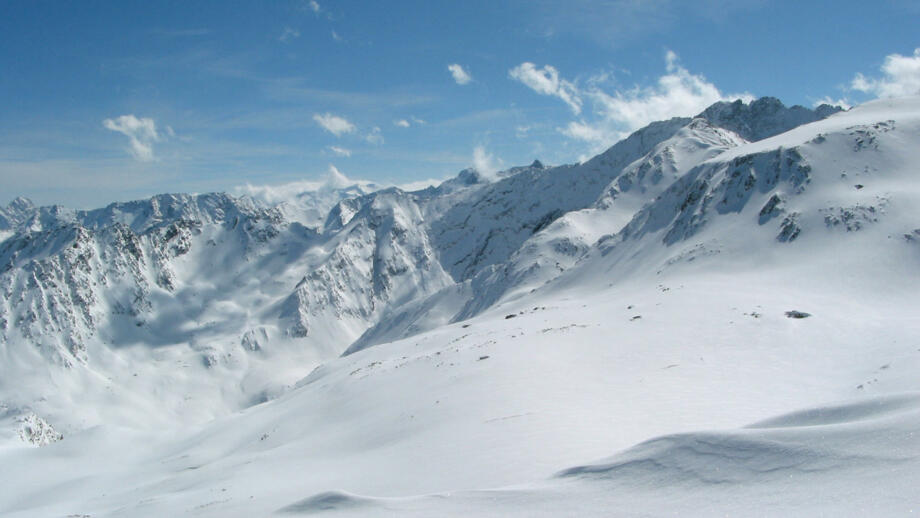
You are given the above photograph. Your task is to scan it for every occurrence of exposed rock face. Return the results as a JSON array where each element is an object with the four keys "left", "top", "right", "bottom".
[
  {"left": 0, "top": 194, "right": 289, "bottom": 366},
  {"left": 699, "top": 96, "right": 843, "bottom": 142},
  {"left": 0, "top": 197, "right": 37, "bottom": 230},
  {"left": 17, "top": 412, "right": 62, "bottom": 446}
]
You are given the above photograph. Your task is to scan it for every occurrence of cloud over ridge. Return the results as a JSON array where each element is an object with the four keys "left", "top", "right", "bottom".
[
  {"left": 511, "top": 51, "right": 752, "bottom": 152},
  {"left": 851, "top": 48, "right": 920, "bottom": 99},
  {"left": 509, "top": 62, "right": 582, "bottom": 115}
]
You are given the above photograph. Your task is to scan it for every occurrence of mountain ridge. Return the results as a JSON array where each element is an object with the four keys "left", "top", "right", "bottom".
[
  {"left": 5, "top": 96, "right": 920, "bottom": 518},
  {"left": 0, "top": 96, "right": 851, "bottom": 430}
]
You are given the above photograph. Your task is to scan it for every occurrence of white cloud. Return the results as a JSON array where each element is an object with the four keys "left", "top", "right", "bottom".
[
  {"left": 448, "top": 64, "right": 472, "bottom": 85},
  {"left": 472, "top": 145, "right": 503, "bottom": 178},
  {"left": 307, "top": 0, "right": 321, "bottom": 13},
  {"left": 583, "top": 51, "right": 750, "bottom": 137},
  {"left": 509, "top": 62, "right": 582, "bottom": 115},
  {"left": 233, "top": 179, "right": 326, "bottom": 205},
  {"left": 232, "top": 165, "right": 353, "bottom": 206},
  {"left": 560, "top": 120, "right": 607, "bottom": 143},
  {"left": 325, "top": 164, "right": 351, "bottom": 188},
  {"left": 365, "top": 126, "right": 384, "bottom": 145},
  {"left": 394, "top": 116, "right": 426, "bottom": 128},
  {"left": 851, "top": 48, "right": 920, "bottom": 98},
  {"left": 397, "top": 178, "right": 445, "bottom": 191},
  {"left": 813, "top": 96, "right": 851, "bottom": 110},
  {"left": 313, "top": 113, "right": 356, "bottom": 136},
  {"left": 512, "top": 51, "right": 752, "bottom": 151},
  {"left": 231, "top": 170, "right": 444, "bottom": 209},
  {"left": 313, "top": 115, "right": 382, "bottom": 144},
  {"left": 279, "top": 26, "right": 300, "bottom": 43},
  {"left": 102, "top": 114, "right": 160, "bottom": 161},
  {"left": 331, "top": 30, "right": 343, "bottom": 42},
  {"left": 328, "top": 145, "right": 351, "bottom": 157}
]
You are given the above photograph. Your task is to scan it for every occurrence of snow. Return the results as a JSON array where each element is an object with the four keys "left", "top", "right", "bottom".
[{"left": 1, "top": 96, "right": 919, "bottom": 516}]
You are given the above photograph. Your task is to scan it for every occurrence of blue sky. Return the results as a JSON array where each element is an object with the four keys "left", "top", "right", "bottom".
[{"left": 1, "top": 0, "right": 919, "bottom": 208}]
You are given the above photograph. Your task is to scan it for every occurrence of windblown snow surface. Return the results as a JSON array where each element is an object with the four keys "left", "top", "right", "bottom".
[{"left": 1, "top": 97, "right": 920, "bottom": 516}]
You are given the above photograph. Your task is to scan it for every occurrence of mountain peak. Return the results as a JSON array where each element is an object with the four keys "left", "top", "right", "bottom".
[
  {"left": 815, "top": 103, "right": 846, "bottom": 118},
  {"left": 0, "top": 196, "right": 38, "bottom": 230},
  {"left": 6, "top": 196, "right": 35, "bottom": 211},
  {"left": 698, "top": 96, "right": 843, "bottom": 142}
]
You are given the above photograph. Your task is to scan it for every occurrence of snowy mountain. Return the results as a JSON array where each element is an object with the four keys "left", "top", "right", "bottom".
[
  {"left": 350, "top": 97, "right": 843, "bottom": 350},
  {"left": 3, "top": 96, "right": 920, "bottom": 517}
]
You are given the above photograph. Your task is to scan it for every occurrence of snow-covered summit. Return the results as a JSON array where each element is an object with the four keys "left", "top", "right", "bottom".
[
  {"left": 0, "top": 196, "right": 36, "bottom": 230},
  {"left": 698, "top": 96, "right": 844, "bottom": 141}
]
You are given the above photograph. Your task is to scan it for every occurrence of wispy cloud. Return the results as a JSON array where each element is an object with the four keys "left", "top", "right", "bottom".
[
  {"left": 313, "top": 113, "right": 356, "bottom": 136},
  {"left": 851, "top": 48, "right": 920, "bottom": 98},
  {"left": 515, "top": 125, "right": 533, "bottom": 139},
  {"left": 279, "top": 26, "right": 300, "bottom": 43},
  {"left": 325, "top": 164, "right": 350, "bottom": 188},
  {"left": 812, "top": 96, "right": 851, "bottom": 110},
  {"left": 509, "top": 62, "right": 582, "bottom": 114},
  {"left": 103, "top": 115, "right": 161, "bottom": 161},
  {"left": 472, "top": 145, "right": 503, "bottom": 178},
  {"left": 0, "top": 120, "right": 345, "bottom": 209},
  {"left": 448, "top": 64, "right": 472, "bottom": 85},
  {"left": 328, "top": 145, "right": 351, "bottom": 157},
  {"left": 313, "top": 114, "right": 383, "bottom": 146},
  {"left": 559, "top": 121, "right": 607, "bottom": 144},
  {"left": 231, "top": 165, "right": 354, "bottom": 206},
  {"left": 232, "top": 166, "right": 448, "bottom": 208},
  {"left": 580, "top": 51, "right": 750, "bottom": 137},
  {"left": 511, "top": 51, "right": 752, "bottom": 152},
  {"left": 812, "top": 48, "right": 920, "bottom": 108},
  {"left": 365, "top": 126, "right": 384, "bottom": 145},
  {"left": 233, "top": 179, "right": 324, "bottom": 205},
  {"left": 394, "top": 116, "right": 425, "bottom": 128},
  {"left": 307, "top": 0, "right": 321, "bottom": 14}
]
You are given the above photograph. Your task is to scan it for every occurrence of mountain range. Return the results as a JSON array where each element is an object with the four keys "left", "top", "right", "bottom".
[{"left": 2, "top": 96, "right": 919, "bottom": 517}]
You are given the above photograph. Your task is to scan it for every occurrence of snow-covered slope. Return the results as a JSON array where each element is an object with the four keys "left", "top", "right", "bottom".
[
  {"left": 3, "top": 263, "right": 917, "bottom": 517},
  {"left": 350, "top": 98, "right": 842, "bottom": 350},
  {"left": 0, "top": 185, "right": 457, "bottom": 431},
  {"left": 5, "top": 96, "right": 919, "bottom": 517},
  {"left": 0, "top": 98, "right": 846, "bottom": 431}
]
